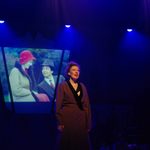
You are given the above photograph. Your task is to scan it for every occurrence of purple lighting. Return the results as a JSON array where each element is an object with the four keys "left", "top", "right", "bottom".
[
  {"left": 65, "top": 25, "right": 71, "bottom": 28},
  {"left": 0, "top": 20, "right": 5, "bottom": 24},
  {"left": 127, "top": 29, "right": 133, "bottom": 32}
]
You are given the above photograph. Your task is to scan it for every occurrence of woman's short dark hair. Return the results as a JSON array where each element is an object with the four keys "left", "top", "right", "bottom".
[{"left": 65, "top": 61, "right": 80, "bottom": 78}]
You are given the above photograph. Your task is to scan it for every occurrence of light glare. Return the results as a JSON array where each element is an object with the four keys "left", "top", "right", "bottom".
[
  {"left": 127, "top": 29, "right": 133, "bottom": 32},
  {"left": 65, "top": 25, "right": 71, "bottom": 28},
  {"left": 0, "top": 20, "right": 5, "bottom": 24}
]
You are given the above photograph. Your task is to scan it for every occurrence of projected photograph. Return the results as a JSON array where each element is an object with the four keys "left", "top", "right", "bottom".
[
  {"left": 0, "top": 47, "right": 11, "bottom": 103},
  {"left": 3, "top": 47, "right": 70, "bottom": 104}
]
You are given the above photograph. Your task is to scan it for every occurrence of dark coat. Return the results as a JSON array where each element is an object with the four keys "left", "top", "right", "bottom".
[
  {"left": 37, "top": 75, "right": 65, "bottom": 101},
  {"left": 56, "top": 81, "right": 91, "bottom": 150}
]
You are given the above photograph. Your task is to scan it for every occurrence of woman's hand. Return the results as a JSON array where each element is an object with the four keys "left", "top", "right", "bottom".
[{"left": 58, "top": 125, "right": 64, "bottom": 132}]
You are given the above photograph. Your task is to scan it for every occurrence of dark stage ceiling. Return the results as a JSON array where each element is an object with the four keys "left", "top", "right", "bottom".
[{"left": 1, "top": 0, "right": 148, "bottom": 37}]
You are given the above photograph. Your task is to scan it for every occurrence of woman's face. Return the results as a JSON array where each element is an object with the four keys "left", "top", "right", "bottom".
[
  {"left": 23, "top": 60, "right": 33, "bottom": 69},
  {"left": 68, "top": 65, "right": 80, "bottom": 81}
]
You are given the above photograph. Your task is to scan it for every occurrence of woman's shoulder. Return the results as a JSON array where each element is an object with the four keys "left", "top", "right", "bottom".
[
  {"left": 9, "top": 67, "right": 21, "bottom": 79},
  {"left": 79, "top": 82, "right": 88, "bottom": 91},
  {"left": 57, "top": 81, "right": 68, "bottom": 91},
  {"left": 79, "top": 82, "right": 86, "bottom": 87},
  {"left": 59, "top": 80, "right": 67, "bottom": 86},
  {"left": 10, "top": 67, "right": 20, "bottom": 74}
]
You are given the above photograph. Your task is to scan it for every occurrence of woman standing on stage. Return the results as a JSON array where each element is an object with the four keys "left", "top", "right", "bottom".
[{"left": 56, "top": 61, "right": 91, "bottom": 150}]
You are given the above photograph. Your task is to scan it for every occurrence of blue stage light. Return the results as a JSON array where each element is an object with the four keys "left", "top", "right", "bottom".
[
  {"left": 65, "top": 25, "right": 71, "bottom": 28},
  {"left": 0, "top": 20, "right": 5, "bottom": 24},
  {"left": 127, "top": 29, "right": 133, "bottom": 32}
]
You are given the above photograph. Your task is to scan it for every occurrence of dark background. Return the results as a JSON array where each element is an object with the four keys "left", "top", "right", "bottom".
[{"left": 0, "top": 0, "right": 150, "bottom": 149}]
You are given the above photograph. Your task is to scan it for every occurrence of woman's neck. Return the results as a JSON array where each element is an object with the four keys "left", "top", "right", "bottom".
[{"left": 69, "top": 78, "right": 77, "bottom": 84}]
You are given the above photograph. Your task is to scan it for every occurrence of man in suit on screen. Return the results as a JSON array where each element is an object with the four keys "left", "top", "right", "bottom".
[{"left": 37, "top": 59, "right": 65, "bottom": 103}]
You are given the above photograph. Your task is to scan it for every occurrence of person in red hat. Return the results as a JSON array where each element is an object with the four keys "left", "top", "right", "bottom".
[
  {"left": 9, "top": 50, "right": 49, "bottom": 102},
  {"left": 19, "top": 50, "right": 36, "bottom": 67}
]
